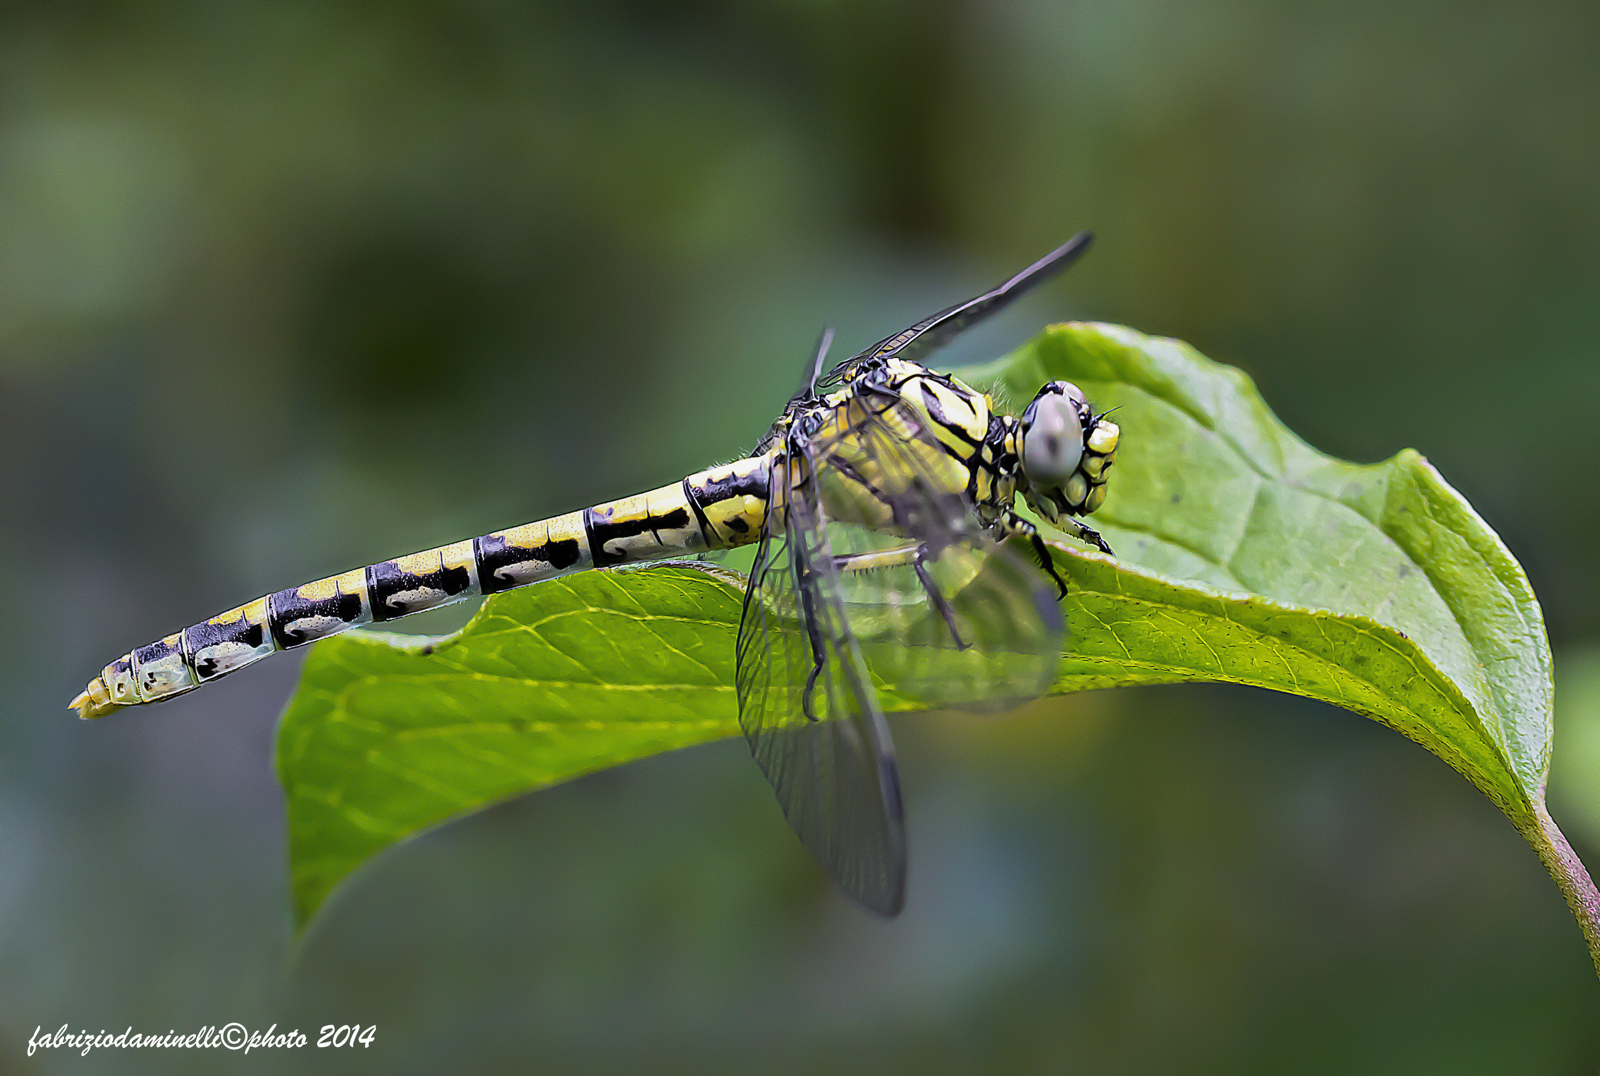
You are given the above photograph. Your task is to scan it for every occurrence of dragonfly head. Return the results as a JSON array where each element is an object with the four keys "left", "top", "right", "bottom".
[{"left": 1018, "top": 380, "right": 1119, "bottom": 525}]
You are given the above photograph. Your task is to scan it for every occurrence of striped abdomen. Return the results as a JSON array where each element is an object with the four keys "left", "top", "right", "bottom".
[{"left": 70, "top": 454, "right": 775, "bottom": 719}]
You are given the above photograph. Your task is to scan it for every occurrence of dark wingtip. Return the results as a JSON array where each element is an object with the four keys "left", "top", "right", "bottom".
[
  {"left": 851, "top": 869, "right": 908, "bottom": 918},
  {"left": 1060, "top": 230, "right": 1094, "bottom": 262},
  {"left": 876, "top": 887, "right": 908, "bottom": 918}
]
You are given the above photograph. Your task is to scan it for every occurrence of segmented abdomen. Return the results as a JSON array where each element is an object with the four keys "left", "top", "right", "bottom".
[{"left": 70, "top": 454, "right": 774, "bottom": 719}]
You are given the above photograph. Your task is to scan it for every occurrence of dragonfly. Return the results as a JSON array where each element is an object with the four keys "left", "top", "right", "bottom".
[{"left": 70, "top": 233, "right": 1120, "bottom": 916}]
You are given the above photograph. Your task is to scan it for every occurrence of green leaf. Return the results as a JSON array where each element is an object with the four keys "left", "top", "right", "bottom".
[
  {"left": 970, "top": 323, "right": 1594, "bottom": 969},
  {"left": 277, "top": 564, "right": 747, "bottom": 927},
  {"left": 971, "top": 324, "right": 1556, "bottom": 811},
  {"left": 277, "top": 322, "right": 1598, "bottom": 972}
]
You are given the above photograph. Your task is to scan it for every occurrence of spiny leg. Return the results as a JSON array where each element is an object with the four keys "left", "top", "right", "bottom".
[
  {"left": 830, "top": 544, "right": 969, "bottom": 650},
  {"left": 1060, "top": 517, "right": 1113, "bottom": 556},
  {"left": 912, "top": 550, "right": 969, "bottom": 650},
  {"left": 997, "top": 510, "right": 1072, "bottom": 599}
]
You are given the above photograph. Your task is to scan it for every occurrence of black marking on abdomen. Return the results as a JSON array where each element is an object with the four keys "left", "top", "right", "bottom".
[
  {"left": 366, "top": 560, "right": 473, "bottom": 621},
  {"left": 681, "top": 477, "right": 714, "bottom": 538},
  {"left": 129, "top": 636, "right": 188, "bottom": 698},
  {"left": 658, "top": 506, "right": 690, "bottom": 530},
  {"left": 582, "top": 505, "right": 617, "bottom": 566},
  {"left": 474, "top": 535, "right": 514, "bottom": 593},
  {"left": 581, "top": 509, "right": 606, "bottom": 568},
  {"left": 474, "top": 533, "right": 584, "bottom": 594},
  {"left": 131, "top": 638, "right": 181, "bottom": 678},
  {"left": 584, "top": 504, "right": 692, "bottom": 567},
  {"left": 182, "top": 618, "right": 266, "bottom": 679},
  {"left": 544, "top": 537, "right": 582, "bottom": 569},
  {"left": 686, "top": 465, "right": 769, "bottom": 505},
  {"left": 268, "top": 586, "right": 363, "bottom": 648}
]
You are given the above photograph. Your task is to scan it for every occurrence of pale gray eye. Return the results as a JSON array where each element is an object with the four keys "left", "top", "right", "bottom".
[{"left": 1022, "top": 388, "right": 1085, "bottom": 485}]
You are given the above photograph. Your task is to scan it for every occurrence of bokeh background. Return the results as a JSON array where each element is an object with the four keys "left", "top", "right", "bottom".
[{"left": 3, "top": 1, "right": 1598, "bottom": 1072}]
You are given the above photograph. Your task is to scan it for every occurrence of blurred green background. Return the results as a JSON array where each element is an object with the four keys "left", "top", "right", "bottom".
[{"left": 3, "top": 0, "right": 1598, "bottom": 1071}]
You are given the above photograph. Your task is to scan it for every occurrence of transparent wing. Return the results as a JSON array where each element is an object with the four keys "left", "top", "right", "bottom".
[
  {"left": 826, "top": 528, "right": 1065, "bottom": 714},
  {"left": 808, "top": 391, "right": 1066, "bottom": 710},
  {"left": 736, "top": 454, "right": 907, "bottom": 916},
  {"left": 817, "top": 233, "right": 1092, "bottom": 390},
  {"left": 734, "top": 388, "right": 1065, "bottom": 916}
]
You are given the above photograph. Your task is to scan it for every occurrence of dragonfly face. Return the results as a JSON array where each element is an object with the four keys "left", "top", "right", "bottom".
[{"left": 1018, "top": 380, "right": 1119, "bottom": 527}]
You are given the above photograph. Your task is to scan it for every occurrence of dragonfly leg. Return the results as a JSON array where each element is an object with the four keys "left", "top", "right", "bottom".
[
  {"left": 830, "top": 544, "right": 969, "bottom": 649},
  {"left": 1060, "top": 517, "right": 1113, "bottom": 556},
  {"left": 997, "top": 511, "right": 1071, "bottom": 599},
  {"left": 802, "top": 661, "right": 823, "bottom": 722},
  {"left": 798, "top": 563, "right": 829, "bottom": 723},
  {"left": 912, "top": 550, "right": 969, "bottom": 650}
]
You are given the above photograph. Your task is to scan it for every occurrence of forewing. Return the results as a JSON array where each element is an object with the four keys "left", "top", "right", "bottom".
[
  {"left": 819, "top": 233, "right": 1092, "bottom": 387},
  {"left": 735, "top": 455, "right": 907, "bottom": 916}
]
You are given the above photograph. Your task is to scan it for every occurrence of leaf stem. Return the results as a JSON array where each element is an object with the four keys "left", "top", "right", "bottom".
[{"left": 1520, "top": 803, "right": 1600, "bottom": 979}]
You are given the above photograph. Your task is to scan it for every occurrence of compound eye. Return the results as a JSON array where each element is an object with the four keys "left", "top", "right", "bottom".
[{"left": 1022, "top": 382, "right": 1086, "bottom": 485}]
